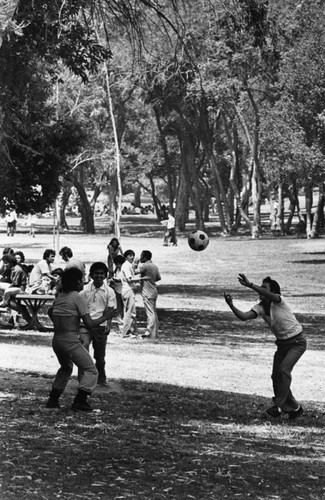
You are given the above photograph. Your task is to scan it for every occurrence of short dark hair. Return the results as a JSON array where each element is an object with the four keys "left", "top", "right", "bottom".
[
  {"left": 114, "top": 255, "right": 125, "bottom": 265},
  {"left": 52, "top": 267, "right": 64, "bottom": 276},
  {"left": 141, "top": 250, "right": 152, "bottom": 261},
  {"left": 3, "top": 247, "right": 14, "bottom": 256},
  {"left": 2, "top": 254, "right": 16, "bottom": 266},
  {"left": 89, "top": 262, "right": 108, "bottom": 277},
  {"left": 59, "top": 246, "right": 73, "bottom": 258},
  {"left": 124, "top": 249, "right": 135, "bottom": 259},
  {"left": 43, "top": 249, "right": 55, "bottom": 260},
  {"left": 14, "top": 251, "right": 25, "bottom": 262},
  {"left": 263, "top": 276, "right": 281, "bottom": 295},
  {"left": 61, "top": 268, "right": 83, "bottom": 292}
]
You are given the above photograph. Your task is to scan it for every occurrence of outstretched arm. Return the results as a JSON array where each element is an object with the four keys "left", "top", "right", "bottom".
[
  {"left": 238, "top": 274, "right": 281, "bottom": 303},
  {"left": 224, "top": 293, "right": 257, "bottom": 321}
]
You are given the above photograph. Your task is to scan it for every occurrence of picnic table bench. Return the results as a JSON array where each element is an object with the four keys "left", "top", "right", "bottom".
[{"left": 14, "top": 293, "right": 55, "bottom": 332}]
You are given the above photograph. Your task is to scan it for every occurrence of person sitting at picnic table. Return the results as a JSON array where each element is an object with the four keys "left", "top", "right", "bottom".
[
  {"left": 0, "top": 254, "right": 31, "bottom": 325},
  {"left": 0, "top": 254, "right": 27, "bottom": 306},
  {"left": 29, "top": 249, "right": 56, "bottom": 294}
]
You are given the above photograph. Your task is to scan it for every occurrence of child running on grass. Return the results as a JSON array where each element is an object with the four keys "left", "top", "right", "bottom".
[{"left": 224, "top": 273, "right": 307, "bottom": 420}]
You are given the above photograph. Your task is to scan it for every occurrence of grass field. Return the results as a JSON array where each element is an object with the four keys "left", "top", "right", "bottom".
[{"left": 0, "top": 230, "right": 325, "bottom": 499}]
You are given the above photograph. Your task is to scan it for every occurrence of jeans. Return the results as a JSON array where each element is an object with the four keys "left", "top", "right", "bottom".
[
  {"left": 272, "top": 333, "right": 307, "bottom": 412},
  {"left": 143, "top": 296, "right": 158, "bottom": 338},
  {"left": 79, "top": 326, "right": 109, "bottom": 383},
  {"left": 52, "top": 333, "right": 98, "bottom": 394}
]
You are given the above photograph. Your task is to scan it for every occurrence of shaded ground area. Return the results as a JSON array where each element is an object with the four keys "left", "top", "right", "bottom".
[
  {"left": 0, "top": 371, "right": 324, "bottom": 500},
  {"left": 0, "top": 306, "right": 325, "bottom": 499}
]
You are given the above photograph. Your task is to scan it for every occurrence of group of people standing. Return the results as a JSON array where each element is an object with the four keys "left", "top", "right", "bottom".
[{"left": 107, "top": 237, "right": 161, "bottom": 339}]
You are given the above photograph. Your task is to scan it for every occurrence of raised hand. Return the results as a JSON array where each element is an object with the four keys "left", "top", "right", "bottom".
[
  {"left": 224, "top": 292, "right": 233, "bottom": 305},
  {"left": 238, "top": 274, "right": 252, "bottom": 288}
]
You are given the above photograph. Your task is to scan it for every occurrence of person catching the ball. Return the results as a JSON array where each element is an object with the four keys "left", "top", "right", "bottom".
[{"left": 224, "top": 274, "right": 307, "bottom": 420}]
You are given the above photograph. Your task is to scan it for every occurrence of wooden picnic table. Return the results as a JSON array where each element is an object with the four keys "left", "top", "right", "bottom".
[{"left": 14, "top": 293, "right": 55, "bottom": 332}]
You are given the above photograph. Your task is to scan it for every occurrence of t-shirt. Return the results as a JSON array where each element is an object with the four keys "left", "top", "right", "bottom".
[
  {"left": 52, "top": 291, "right": 88, "bottom": 317},
  {"left": 252, "top": 296, "right": 302, "bottom": 340},
  {"left": 139, "top": 260, "right": 161, "bottom": 299},
  {"left": 80, "top": 281, "right": 116, "bottom": 327},
  {"left": 29, "top": 260, "right": 52, "bottom": 286}
]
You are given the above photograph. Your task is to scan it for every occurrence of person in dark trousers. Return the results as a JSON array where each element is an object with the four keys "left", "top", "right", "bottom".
[
  {"left": 46, "top": 268, "right": 112, "bottom": 412},
  {"left": 224, "top": 274, "right": 306, "bottom": 420}
]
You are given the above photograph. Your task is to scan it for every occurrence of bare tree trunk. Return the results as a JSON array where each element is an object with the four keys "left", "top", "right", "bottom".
[
  {"left": 175, "top": 171, "right": 188, "bottom": 231},
  {"left": 72, "top": 173, "right": 95, "bottom": 234},
  {"left": 310, "top": 184, "right": 324, "bottom": 238},
  {"left": 134, "top": 185, "right": 141, "bottom": 208},
  {"left": 209, "top": 152, "right": 230, "bottom": 234},
  {"left": 305, "top": 186, "right": 313, "bottom": 238}
]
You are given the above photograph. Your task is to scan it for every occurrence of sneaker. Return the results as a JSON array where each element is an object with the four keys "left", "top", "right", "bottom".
[
  {"left": 141, "top": 331, "right": 151, "bottom": 338},
  {"left": 288, "top": 406, "right": 303, "bottom": 420},
  {"left": 71, "top": 401, "right": 93, "bottom": 412},
  {"left": 266, "top": 405, "right": 282, "bottom": 418}
]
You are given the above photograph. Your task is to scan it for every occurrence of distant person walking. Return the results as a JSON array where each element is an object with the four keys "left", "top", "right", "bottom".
[
  {"left": 136, "top": 250, "right": 161, "bottom": 339},
  {"left": 163, "top": 211, "right": 177, "bottom": 246},
  {"left": 27, "top": 213, "right": 37, "bottom": 237},
  {"left": 224, "top": 274, "right": 306, "bottom": 420},
  {"left": 5, "top": 208, "right": 17, "bottom": 237}
]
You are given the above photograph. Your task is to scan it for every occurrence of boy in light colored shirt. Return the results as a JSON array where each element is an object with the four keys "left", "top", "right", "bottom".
[
  {"left": 224, "top": 274, "right": 306, "bottom": 420},
  {"left": 79, "top": 262, "right": 116, "bottom": 386}
]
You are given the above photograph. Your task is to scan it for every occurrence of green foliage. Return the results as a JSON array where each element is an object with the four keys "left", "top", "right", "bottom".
[
  {"left": 13, "top": 0, "right": 111, "bottom": 82},
  {"left": 0, "top": 117, "right": 87, "bottom": 213}
]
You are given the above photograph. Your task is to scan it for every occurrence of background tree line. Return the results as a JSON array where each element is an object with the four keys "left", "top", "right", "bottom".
[{"left": 0, "top": 0, "right": 325, "bottom": 237}]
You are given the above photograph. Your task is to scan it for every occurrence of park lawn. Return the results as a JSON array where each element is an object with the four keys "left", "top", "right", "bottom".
[
  {"left": 0, "top": 306, "right": 325, "bottom": 500},
  {"left": 1, "top": 233, "right": 325, "bottom": 498}
]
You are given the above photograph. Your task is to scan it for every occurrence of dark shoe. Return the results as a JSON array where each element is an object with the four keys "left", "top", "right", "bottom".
[
  {"left": 46, "top": 398, "right": 60, "bottom": 408},
  {"left": 266, "top": 405, "right": 282, "bottom": 418},
  {"left": 97, "top": 379, "right": 108, "bottom": 387},
  {"left": 45, "top": 388, "right": 62, "bottom": 408},
  {"left": 71, "top": 400, "right": 93, "bottom": 412},
  {"left": 288, "top": 406, "right": 303, "bottom": 420}
]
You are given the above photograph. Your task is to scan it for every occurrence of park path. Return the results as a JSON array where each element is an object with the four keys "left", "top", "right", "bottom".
[{"left": 0, "top": 332, "right": 324, "bottom": 403}]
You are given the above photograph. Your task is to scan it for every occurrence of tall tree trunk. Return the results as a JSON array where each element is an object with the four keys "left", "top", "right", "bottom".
[
  {"left": 209, "top": 152, "right": 230, "bottom": 234},
  {"left": 154, "top": 107, "right": 176, "bottom": 210},
  {"left": 134, "top": 185, "right": 141, "bottom": 207},
  {"left": 310, "top": 184, "right": 324, "bottom": 238},
  {"left": 305, "top": 186, "right": 313, "bottom": 238},
  {"left": 175, "top": 170, "right": 188, "bottom": 231},
  {"left": 72, "top": 173, "right": 95, "bottom": 234},
  {"left": 179, "top": 133, "right": 205, "bottom": 230},
  {"left": 147, "top": 173, "right": 162, "bottom": 222}
]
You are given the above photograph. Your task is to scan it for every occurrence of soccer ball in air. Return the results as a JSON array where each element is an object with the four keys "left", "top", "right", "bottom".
[{"left": 188, "top": 230, "right": 209, "bottom": 252}]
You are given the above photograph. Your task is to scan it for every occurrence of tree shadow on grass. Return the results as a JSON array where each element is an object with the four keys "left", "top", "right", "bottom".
[{"left": 0, "top": 370, "right": 324, "bottom": 500}]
